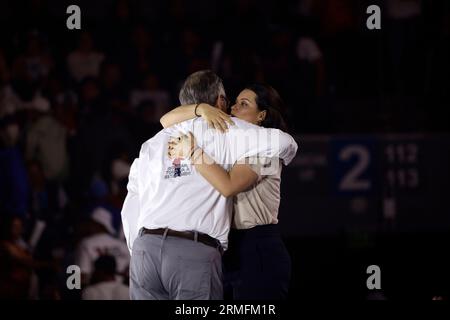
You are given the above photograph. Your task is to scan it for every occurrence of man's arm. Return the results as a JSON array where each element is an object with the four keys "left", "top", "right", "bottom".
[{"left": 121, "top": 157, "right": 140, "bottom": 253}]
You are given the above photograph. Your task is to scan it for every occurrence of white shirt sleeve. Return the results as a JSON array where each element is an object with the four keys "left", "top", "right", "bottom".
[
  {"left": 277, "top": 130, "right": 299, "bottom": 165},
  {"left": 121, "top": 157, "right": 140, "bottom": 254},
  {"left": 230, "top": 126, "right": 299, "bottom": 166}
]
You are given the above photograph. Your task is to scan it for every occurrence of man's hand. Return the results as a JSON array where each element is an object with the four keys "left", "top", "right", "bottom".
[
  {"left": 198, "top": 103, "right": 234, "bottom": 133},
  {"left": 168, "top": 132, "right": 197, "bottom": 159}
]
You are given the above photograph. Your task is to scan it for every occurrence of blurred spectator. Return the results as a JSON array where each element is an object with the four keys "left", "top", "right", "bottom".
[
  {"left": 124, "top": 25, "right": 163, "bottom": 80},
  {"left": 27, "top": 160, "right": 60, "bottom": 222},
  {"left": 386, "top": 0, "right": 424, "bottom": 94},
  {"left": 265, "top": 29, "right": 296, "bottom": 87},
  {"left": 88, "top": 174, "right": 110, "bottom": 203},
  {"left": 292, "top": 36, "right": 326, "bottom": 132},
  {"left": 9, "top": 49, "right": 43, "bottom": 114},
  {"left": 21, "top": 31, "right": 54, "bottom": 82},
  {"left": 74, "top": 207, "right": 129, "bottom": 285},
  {"left": 0, "top": 215, "right": 33, "bottom": 299},
  {"left": 168, "top": 0, "right": 220, "bottom": 23},
  {"left": 296, "top": 37, "right": 323, "bottom": 65},
  {"left": 130, "top": 73, "right": 171, "bottom": 122},
  {"left": 50, "top": 83, "right": 79, "bottom": 137},
  {"left": 8, "top": 32, "right": 53, "bottom": 107},
  {"left": 77, "top": 77, "right": 102, "bottom": 118},
  {"left": 131, "top": 100, "right": 163, "bottom": 147},
  {"left": 72, "top": 76, "right": 134, "bottom": 196},
  {"left": 0, "top": 115, "right": 29, "bottom": 218},
  {"left": 0, "top": 84, "right": 20, "bottom": 118},
  {"left": 67, "top": 32, "right": 105, "bottom": 83},
  {"left": 134, "top": 0, "right": 167, "bottom": 22},
  {"left": 101, "top": 62, "right": 127, "bottom": 103},
  {"left": 179, "top": 29, "right": 210, "bottom": 75},
  {"left": 387, "top": 0, "right": 421, "bottom": 20},
  {"left": 85, "top": 173, "right": 126, "bottom": 241},
  {"left": 110, "top": 155, "right": 130, "bottom": 198},
  {"left": 100, "top": 62, "right": 130, "bottom": 117},
  {"left": 317, "top": 0, "right": 358, "bottom": 97},
  {"left": 81, "top": 255, "right": 129, "bottom": 300},
  {"left": 25, "top": 99, "right": 69, "bottom": 182},
  {"left": 99, "top": 0, "right": 132, "bottom": 55},
  {"left": 0, "top": 215, "right": 55, "bottom": 299},
  {"left": 0, "top": 49, "right": 19, "bottom": 118}
]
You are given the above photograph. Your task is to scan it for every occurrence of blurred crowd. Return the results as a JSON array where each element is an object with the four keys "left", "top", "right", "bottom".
[{"left": 0, "top": 0, "right": 449, "bottom": 299}]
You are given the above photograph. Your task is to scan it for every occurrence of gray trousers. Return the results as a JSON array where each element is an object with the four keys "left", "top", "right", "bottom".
[{"left": 129, "top": 230, "right": 223, "bottom": 300}]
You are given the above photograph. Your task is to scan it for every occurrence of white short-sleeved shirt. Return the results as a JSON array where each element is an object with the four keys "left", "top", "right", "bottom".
[{"left": 121, "top": 117, "right": 298, "bottom": 252}]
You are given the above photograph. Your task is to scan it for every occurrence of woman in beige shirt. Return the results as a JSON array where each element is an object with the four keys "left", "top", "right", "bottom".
[{"left": 162, "top": 83, "right": 293, "bottom": 299}]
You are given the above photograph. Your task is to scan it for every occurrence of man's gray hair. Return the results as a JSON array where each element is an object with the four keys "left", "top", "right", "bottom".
[{"left": 178, "top": 70, "right": 225, "bottom": 106}]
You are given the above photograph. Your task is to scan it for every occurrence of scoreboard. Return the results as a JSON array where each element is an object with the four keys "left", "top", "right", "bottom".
[{"left": 279, "top": 134, "right": 450, "bottom": 237}]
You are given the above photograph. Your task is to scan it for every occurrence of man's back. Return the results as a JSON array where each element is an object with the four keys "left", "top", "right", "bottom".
[{"left": 122, "top": 117, "right": 297, "bottom": 251}]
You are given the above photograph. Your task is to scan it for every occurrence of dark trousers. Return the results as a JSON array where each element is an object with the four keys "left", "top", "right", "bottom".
[{"left": 223, "top": 224, "right": 291, "bottom": 300}]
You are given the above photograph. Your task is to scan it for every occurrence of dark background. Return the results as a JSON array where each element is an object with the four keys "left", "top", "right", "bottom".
[{"left": 0, "top": 0, "right": 449, "bottom": 300}]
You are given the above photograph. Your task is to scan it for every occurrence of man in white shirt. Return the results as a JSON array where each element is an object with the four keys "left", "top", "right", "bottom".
[{"left": 121, "top": 70, "right": 297, "bottom": 300}]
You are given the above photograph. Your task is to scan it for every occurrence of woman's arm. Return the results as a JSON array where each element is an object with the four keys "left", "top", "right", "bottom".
[
  {"left": 168, "top": 133, "right": 258, "bottom": 197},
  {"left": 192, "top": 148, "right": 258, "bottom": 197},
  {"left": 160, "top": 104, "right": 197, "bottom": 128},
  {"left": 160, "top": 103, "right": 234, "bottom": 132}
]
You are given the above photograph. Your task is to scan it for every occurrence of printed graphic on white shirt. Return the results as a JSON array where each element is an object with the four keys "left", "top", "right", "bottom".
[{"left": 164, "top": 158, "right": 192, "bottom": 179}]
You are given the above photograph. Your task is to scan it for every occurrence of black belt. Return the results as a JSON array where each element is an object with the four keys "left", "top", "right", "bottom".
[{"left": 141, "top": 228, "right": 223, "bottom": 254}]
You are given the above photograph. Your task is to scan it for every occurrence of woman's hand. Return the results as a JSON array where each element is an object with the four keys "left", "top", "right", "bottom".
[
  {"left": 197, "top": 103, "right": 234, "bottom": 133},
  {"left": 168, "top": 132, "right": 197, "bottom": 159}
]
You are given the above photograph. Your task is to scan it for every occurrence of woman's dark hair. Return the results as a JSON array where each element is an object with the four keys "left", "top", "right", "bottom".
[{"left": 244, "top": 83, "right": 289, "bottom": 132}]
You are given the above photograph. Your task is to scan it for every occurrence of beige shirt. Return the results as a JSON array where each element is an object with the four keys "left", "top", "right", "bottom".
[{"left": 232, "top": 157, "right": 282, "bottom": 229}]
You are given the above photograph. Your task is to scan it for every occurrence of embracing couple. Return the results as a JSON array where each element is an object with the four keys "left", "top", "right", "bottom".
[{"left": 121, "top": 70, "right": 298, "bottom": 300}]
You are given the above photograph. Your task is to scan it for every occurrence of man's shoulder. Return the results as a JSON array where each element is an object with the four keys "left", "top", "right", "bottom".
[
  {"left": 172, "top": 118, "right": 198, "bottom": 130},
  {"left": 137, "top": 127, "right": 172, "bottom": 155},
  {"left": 140, "top": 119, "right": 199, "bottom": 144}
]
